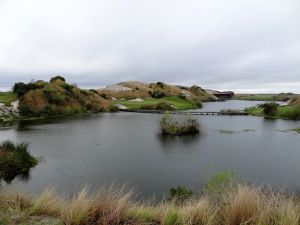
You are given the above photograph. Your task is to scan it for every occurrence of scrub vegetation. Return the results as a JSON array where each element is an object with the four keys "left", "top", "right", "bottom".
[{"left": 1, "top": 172, "right": 300, "bottom": 225}]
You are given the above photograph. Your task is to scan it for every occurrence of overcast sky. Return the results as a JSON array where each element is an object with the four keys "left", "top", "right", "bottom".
[{"left": 0, "top": 0, "right": 300, "bottom": 93}]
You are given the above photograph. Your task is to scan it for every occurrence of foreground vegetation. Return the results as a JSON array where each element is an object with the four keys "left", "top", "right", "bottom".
[
  {"left": 0, "top": 140, "right": 38, "bottom": 183},
  {"left": 0, "top": 92, "right": 17, "bottom": 106},
  {"left": 160, "top": 113, "right": 200, "bottom": 136},
  {"left": 1, "top": 181, "right": 300, "bottom": 225}
]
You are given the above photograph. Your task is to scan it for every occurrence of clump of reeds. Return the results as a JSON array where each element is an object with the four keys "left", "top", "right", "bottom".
[
  {"left": 0, "top": 140, "right": 38, "bottom": 183},
  {"left": 160, "top": 113, "right": 200, "bottom": 136}
]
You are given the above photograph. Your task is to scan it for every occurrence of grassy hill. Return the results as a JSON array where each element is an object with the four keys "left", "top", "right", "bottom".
[
  {"left": 98, "top": 81, "right": 218, "bottom": 110},
  {"left": 14, "top": 76, "right": 111, "bottom": 117}
]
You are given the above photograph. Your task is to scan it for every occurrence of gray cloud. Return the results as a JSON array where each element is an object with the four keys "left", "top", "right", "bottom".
[{"left": 0, "top": 0, "right": 300, "bottom": 93}]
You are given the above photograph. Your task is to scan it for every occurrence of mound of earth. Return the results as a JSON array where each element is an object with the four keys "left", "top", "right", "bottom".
[{"left": 14, "top": 77, "right": 111, "bottom": 117}]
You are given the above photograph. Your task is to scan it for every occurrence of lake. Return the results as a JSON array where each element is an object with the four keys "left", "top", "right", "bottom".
[{"left": 1, "top": 100, "right": 300, "bottom": 198}]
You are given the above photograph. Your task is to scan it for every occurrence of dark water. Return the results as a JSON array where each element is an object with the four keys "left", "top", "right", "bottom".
[{"left": 1, "top": 100, "right": 300, "bottom": 198}]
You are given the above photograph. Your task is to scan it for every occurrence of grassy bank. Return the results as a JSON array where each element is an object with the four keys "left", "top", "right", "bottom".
[
  {"left": 1, "top": 183, "right": 300, "bottom": 225},
  {"left": 114, "top": 96, "right": 198, "bottom": 110},
  {"left": 0, "top": 92, "right": 17, "bottom": 106},
  {"left": 246, "top": 104, "right": 300, "bottom": 120}
]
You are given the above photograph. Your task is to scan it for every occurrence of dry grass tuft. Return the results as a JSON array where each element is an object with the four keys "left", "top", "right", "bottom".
[
  {"left": 223, "top": 185, "right": 263, "bottom": 225},
  {"left": 181, "top": 199, "right": 219, "bottom": 225},
  {"left": 0, "top": 191, "right": 31, "bottom": 210},
  {"left": 30, "top": 187, "right": 64, "bottom": 217},
  {"left": 61, "top": 187, "right": 91, "bottom": 225}
]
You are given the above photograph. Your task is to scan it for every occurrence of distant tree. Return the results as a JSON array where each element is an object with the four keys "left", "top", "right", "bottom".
[
  {"left": 13, "top": 82, "right": 28, "bottom": 97},
  {"left": 50, "top": 76, "right": 66, "bottom": 83}
]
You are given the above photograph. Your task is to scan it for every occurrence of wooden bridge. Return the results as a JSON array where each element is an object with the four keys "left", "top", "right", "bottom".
[{"left": 120, "top": 109, "right": 249, "bottom": 116}]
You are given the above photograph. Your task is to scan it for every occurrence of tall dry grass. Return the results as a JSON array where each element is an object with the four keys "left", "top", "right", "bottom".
[{"left": 1, "top": 184, "right": 300, "bottom": 225}]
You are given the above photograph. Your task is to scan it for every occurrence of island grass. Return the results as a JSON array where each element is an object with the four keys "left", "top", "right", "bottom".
[
  {"left": 1, "top": 183, "right": 300, "bottom": 225},
  {"left": 0, "top": 92, "right": 17, "bottom": 106},
  {"left": 114, "top": 96, "right": 197, "bottom": 110},
  {"left": 160, "top": 113, "right": 200, "bottom": 136}
]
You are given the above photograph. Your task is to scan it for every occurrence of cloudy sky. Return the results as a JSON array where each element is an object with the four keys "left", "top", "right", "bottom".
[{"left": 0, "top": 0, "right": 300, "bottom": 93}]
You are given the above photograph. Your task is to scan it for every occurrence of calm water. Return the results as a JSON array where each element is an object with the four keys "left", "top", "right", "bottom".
[{"left": 1, "top": 100, "right": 300, "bottom": 198}]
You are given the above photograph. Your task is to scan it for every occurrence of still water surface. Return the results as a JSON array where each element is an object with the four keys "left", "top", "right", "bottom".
[{"left": 1, "top": 100, "right": 300, "bottom": 198}]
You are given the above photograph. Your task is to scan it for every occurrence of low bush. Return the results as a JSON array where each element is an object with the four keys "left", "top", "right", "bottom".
[
  {"left": 50, "top": 76, "right": 65, "bottom": 83},
  {"left": 169, "top": 186, "right": 193, "bottom": 202},
  {"left": 149, "top": 90, "right": 166, "bottom": 98},
  {"left": 259, "top": 102, "right": 278, "bottom": 116},
  {"left": 156, "top": 82, "right": 165, "bottom": 88},
  {"left": 160, "top": 113, "right": 200, "bottom": 136}
]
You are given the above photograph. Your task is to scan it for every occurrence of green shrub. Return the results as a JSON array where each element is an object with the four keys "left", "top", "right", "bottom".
[
  {"left": 52, "top": 94, "right": 66, "bottom": 105},
  {"left": 80, "top": 90, "right": 88, "bottom": 95},
  {"left": 89, "top": 89, "right": 98, "bottom": 94},
  {"left": 178, "top": 94, "right": 186, "bottom": 100},
  {"left": 18, "top": 105, "right": 34, "bottom": 116},
  {"left": 156, "top": 82, "right": 165, "bottom": 88},
  {"left": 160, "top": 113, "right": 200, "bottom": 136},
  {"left": 260, "top": 102, "right": 278, "bottom": 116},
  {"left": 149, "top": 90, "right": 166, "bottom": 98},
  {"left": 99, "top": 93, "right": 107, "bottom": 99},
  {"left": 41, "top": 105, "right": 57, "bottom": 116},
  {"left": 169, "top": 186, "right": 193, "bottom": 202},
  {"left": 62, "top": 83, "right": 74, "bottom": 95},
  {"left": 202, "top": 171, "right": 235, "bottom": 196},
  {"left": 13, "top": 82, "right": 29, "bottom": 97},
  {"left": 50, "top": 76, "right": 65, "bottom": 83}
]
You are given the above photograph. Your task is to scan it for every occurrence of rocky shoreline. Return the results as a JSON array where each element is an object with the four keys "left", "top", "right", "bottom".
[{"left": 0, "top": 100, "right": 19, "bottom": 122}]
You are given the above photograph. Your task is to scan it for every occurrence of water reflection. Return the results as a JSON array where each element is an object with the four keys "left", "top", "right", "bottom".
[
  {"left": 156, "top": 133, "right": 202, "bottom": 152},
  {"left": 0, "top": 169, "right": 31, "bottom": 184}
]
